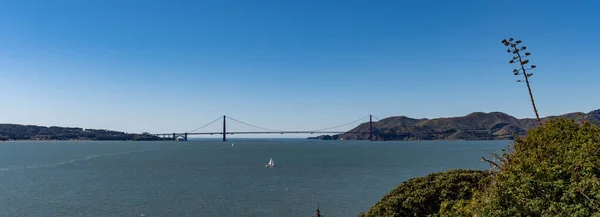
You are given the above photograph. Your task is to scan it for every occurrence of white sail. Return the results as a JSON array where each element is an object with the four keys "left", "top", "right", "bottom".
[{"left": 266, "top": 158, "right": 274, "bottom": 167}]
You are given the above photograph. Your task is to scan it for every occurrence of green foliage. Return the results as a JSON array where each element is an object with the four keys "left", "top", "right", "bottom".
[
  {"left": 464, "top": 118, "right": 600, "bottom": 216},
  {"left": 361, "top": 169, "right": 491, "bottom": 217},
  {"left": 363, "top": 118, "right": 600, "bottom": 216}
]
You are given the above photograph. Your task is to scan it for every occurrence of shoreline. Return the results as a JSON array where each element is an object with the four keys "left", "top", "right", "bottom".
[
  {"left": 1, "top": 138, "right": 514, "bottom": 142},
  {"left": 0, "top": 138, "right": 171, "bottom": 142}
]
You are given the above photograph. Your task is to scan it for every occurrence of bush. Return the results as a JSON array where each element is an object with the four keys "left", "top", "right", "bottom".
[
  {"left": 363, "top": 118, "right": 600, "bottom": 216},
  {"left": 463, "top": 118, "right": 600, "bottom": 216},
  {"left": 361, "top": 169, "right": 491, "bottom": 217}
]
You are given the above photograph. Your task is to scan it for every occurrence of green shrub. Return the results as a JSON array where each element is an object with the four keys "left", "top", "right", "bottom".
[
  {"left": 363, "top": 118, "right": 600, "bottom": 216},
  {"left": 465, "top": 118, "right": 600, "bottom": 216},
  {"left": 361, "top": 169, "right": 491, "bottom": 217}
]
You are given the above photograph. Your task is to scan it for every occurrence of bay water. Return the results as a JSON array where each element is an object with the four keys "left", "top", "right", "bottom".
[{"left": 0, "top": 139, "right": 510, "bottom": 217}]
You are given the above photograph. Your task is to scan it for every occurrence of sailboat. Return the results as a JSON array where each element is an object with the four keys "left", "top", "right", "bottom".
[{"left": 265, "top": 158, "right": 275, "bottom": 168}]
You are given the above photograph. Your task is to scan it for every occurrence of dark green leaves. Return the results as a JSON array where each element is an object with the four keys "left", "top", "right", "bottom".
[{"left": 466, "top": 119, "right": 600, "bottom": 216}]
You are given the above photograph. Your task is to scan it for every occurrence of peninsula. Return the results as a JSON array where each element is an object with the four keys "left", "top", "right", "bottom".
[
  {"left": 0, "top": 124, "right": 165, "bottom": 141},
  {"left": 310, "top": 110, "right": 600, "bottom": 141}
]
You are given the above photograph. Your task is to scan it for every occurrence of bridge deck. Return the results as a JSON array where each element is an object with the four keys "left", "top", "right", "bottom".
[{"left": 153, "top": 131, "right": 369, "bottom": 136}]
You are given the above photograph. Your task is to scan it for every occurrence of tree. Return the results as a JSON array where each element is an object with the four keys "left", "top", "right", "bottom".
[
  {"left": 360, "top": 169, "right": 491, "bottom": 217},
  {"left": 502, "top": 38, "right": 541, "bottom": 125},
  {"left": 464, "top": 118, "right": 600, "bottom": 216}
]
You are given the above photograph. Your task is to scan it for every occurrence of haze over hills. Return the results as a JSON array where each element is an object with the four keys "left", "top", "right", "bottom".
[{"left": 335, "top": 110, "right": 600, "bottom": 141}]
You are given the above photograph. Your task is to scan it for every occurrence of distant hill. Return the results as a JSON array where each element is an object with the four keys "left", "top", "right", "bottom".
[
  {"left": 336, "top": 110, "right": 600, "bottom": 141},
  {"left": 0, "top": 124, "right": 165, "bottom": 141}
]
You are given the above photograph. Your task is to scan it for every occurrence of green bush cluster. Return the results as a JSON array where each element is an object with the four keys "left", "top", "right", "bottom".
[
  {"left": 463, "top": 118, "right": 600, "bottom": 216},
  {"left": 363, "top": 118, "right": 600, "bottom": 216},
  {"left": 360, "top": 169, "right": 490, "bottom": 217}
]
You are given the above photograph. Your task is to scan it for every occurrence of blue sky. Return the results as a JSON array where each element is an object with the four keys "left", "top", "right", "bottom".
[{"left": 0, "top": 0, "right": 598, "bottom": 137}]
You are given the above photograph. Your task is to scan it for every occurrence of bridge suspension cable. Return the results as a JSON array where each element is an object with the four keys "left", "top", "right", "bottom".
[
  {"left": 308, "top": 115, "right": 370, "bottom": 132},
  {"left": 372, "top": 116, "right": 383, "bottom": 121},
  {"left": 226, "top": 116, "right": 281, "bottom": 132},
  {"left": 187, "top": 116, "right": 223, "bottom": 133}
]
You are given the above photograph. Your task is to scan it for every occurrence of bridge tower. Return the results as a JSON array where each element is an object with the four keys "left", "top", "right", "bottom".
[
  {"left": 369, "top": 115, "right": 373, "bottom": 141},
  {"left": 172, "top": 133, "right": 176, "bottom": 140},
  {"left": 223, "top": 115, "right": 227, "bottom": 142},
  {"left": 184, "top": 132, "right": 188, "bottom": 141}
]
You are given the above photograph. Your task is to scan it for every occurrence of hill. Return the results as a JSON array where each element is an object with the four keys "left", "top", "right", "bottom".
[
  {"left": 0, "top": 124, "right": 165, "bottom": 141},
  {"left": 337, "top": 109, "right": 600, "bottom": 141}
]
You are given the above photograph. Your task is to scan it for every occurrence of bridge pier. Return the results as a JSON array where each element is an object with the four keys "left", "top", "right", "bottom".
[{"left": 184, "top": 132, "right": 188, "bottom": 141}]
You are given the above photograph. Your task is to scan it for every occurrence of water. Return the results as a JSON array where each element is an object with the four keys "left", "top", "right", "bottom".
[{"left": 0, "top": 139, "right": 510, "bottom": 217}]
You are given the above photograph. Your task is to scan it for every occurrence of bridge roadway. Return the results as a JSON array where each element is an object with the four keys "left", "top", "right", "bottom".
[{"left": 153, "top": 131, "right": 369, "bottom": 136}]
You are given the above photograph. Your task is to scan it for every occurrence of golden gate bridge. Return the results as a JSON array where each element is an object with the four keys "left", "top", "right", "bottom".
[{"left": 152, "top": 115, "right": 383, "bottom": 141}]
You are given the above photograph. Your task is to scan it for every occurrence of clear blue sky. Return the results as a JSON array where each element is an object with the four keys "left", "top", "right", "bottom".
[{"left": 1, "top": 0, "right": 598, "bottom": 136}]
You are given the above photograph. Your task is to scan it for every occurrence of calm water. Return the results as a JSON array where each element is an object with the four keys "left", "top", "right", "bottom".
[{"left": 0, "top": 139, "right": 510, "bottom": 217}]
